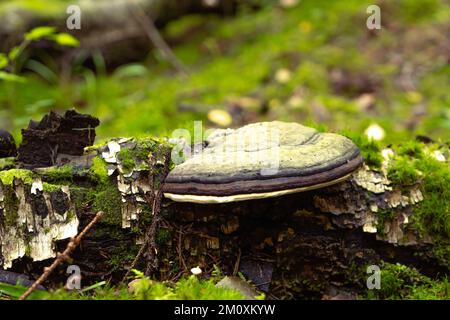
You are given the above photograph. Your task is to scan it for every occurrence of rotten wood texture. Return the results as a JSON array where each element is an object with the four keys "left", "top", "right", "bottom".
[
  {"left": 0, "top": 130, "right": 17, "bottom": 159},
  {"left": 1, "top": 136, "right": 448, "bottom": 298},
  {"left": 17, "top": 110, "right": 99, "bottom": 168},
  {"left": 19, "top": 211, "right": 103, "bottom": 300}
]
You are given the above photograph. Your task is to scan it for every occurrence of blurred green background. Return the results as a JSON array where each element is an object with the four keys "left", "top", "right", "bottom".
[{"left": 0, "top": 0, "right": 449, "bottom": 144}]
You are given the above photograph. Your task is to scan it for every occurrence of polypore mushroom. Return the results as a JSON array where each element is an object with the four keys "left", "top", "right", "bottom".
[{"left": 163, "top": 121, "right": 363, "bottom": 203}]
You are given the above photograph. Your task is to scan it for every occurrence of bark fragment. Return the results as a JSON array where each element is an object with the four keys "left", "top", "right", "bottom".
[{"left": 17, "top": 110, "right": 99, "bottom": 168}]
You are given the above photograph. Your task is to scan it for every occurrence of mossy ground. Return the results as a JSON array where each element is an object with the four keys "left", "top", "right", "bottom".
[
  {"left": 364, "top": 262, "right": 450, "bottom": 300},
  {"left": 0, "top": 272, "right": 249, "bottom": 300},
  {"left": 388, "top": 143, "right": 449, "bottom": 238}
]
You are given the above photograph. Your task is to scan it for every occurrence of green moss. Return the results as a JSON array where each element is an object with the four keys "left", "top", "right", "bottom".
[
  {"left": 40, "top": 165, "right": 73, "bottom": 183},
  {"left": 90, "top": 182, "right": 122, "bottom": 226},
  {"left": 385, "top": 143, "right": 450, "bottom": 265},
  {"left": 375, "top": 210, "right": 396, "bottom": 236},
  {"left": 2, "top": 185, "right": 19, "bottom": 227},
  {"left": 0, "top": 157, "right": 15, "bottom": 171},
  {"left": 364, "top": 262, "right": 450, "bottom": 300},
  {"left": 42, "top": 182, "right": 61, "bottom": 193},
  {"left": 387, "top": 156, "right": 420, "bottom": 185},
  {"left": 413, "top": 155, "right": 450, "bottom": 238},
  {"left": 132, "top": 137, "right": 159, "bottom": 161},
  {"left": 0, "top": 169, "right": 34, "bottom": 185},
  {"left": 118, "top": 148, "right": 136, "bottom": 172},
  {"left": 156, "top": 228, "right": 172, "bottom": 246},
  {"left": 340, "top": 130, "right": 383, "bottom": 169},
  {"left": 90, "top": 156, "right": 109, "bottom": 184},
  {"left": 70, "top": 187, "right": 88, "bottom": 212},
  {"left": 108, "top": 242, "right": 140, "bottom": 269},
  {"left": 396, "top": 140, "right": 425, "bottom": 158},
  {"left": 387, "top": 146, "right": 450, "bottom": 240}
]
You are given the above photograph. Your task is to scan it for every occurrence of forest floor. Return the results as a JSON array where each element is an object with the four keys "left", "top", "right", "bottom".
[{"left": 0, "top": 0, "right": 449, "bottom": 300}]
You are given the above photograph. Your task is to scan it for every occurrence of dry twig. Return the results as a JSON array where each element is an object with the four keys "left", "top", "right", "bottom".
[
  {"left": 122, "top": 147, "right": 172, "bottom": 280},
  {"left": 19, "top": 211, "right": 104, "bottom": 300}
]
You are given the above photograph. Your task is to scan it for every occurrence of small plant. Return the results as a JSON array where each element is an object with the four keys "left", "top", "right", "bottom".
[
  {"left": 365, "top": 262, "right": 450, "bottom": 300},
  {"left": 0, "top": 26, "right": 79, "bottom": 82}
]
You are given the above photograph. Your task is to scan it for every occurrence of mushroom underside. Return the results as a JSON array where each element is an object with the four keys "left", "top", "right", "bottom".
[{"left": 163, "top": 154, "right": 363, "bottom": 203}]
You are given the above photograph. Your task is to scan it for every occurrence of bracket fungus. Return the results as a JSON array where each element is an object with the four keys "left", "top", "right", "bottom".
[{"left": 163, "top": 121, "right": 363, "bottom": 203}]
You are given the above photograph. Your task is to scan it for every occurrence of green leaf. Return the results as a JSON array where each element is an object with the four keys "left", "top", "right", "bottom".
[
  {"left": 131, "top": 269, "right": 145, "bottom": 279},
  {"left": 113, "top": 64, "right": 148, "bottom": 79},
  {"left": 79, "top": 281, "right": 107, "bottom": 293},
  {"left": 0, "top": 53, "right": 8, "bottom": 69},
  {"left": 0, "top": 71, "right": 27, "bottom": 83},
  {"left": 25, "top": 26, "right": 57, "bottom": 41},
  {"left": 25, "top": 59, "right": 58, "bottom": 83},
  {"left": 51, "top": 33, "right": 80, "bottom": 47},
  {"left": 8, "top": 46, "right": 21, "bottom": 61},
  {"left": 0, "top": 282, "right": 49, "bottom": 300}
]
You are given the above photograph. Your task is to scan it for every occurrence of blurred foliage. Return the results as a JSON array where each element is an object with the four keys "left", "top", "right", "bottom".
[{"left": 0, "top": 0, "right": 448, "bottom": 145}]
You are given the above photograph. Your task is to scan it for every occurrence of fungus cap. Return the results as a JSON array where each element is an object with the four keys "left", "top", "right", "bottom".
[{"left": 163, "top": 121, "right": 363, "bottom": 203}]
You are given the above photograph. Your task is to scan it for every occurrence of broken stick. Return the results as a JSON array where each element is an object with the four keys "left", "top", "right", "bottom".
[{"left": 19, "top": 211, "right": 104, "bottom": 300}]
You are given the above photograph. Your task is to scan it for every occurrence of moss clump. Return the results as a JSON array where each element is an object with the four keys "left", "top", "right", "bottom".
[
  {"left": 396, "top": 140, "right": 425, "bottom": 158},
  {"left": 42, "top": 182, "right": 62, "bottom": 193},
  {"left": 375, "top": 210, "right": 397, "bottom": 236},
  {"left": 387, "top": 145, "right": 450, "bottom": 239},
  {"left": 90, "top": 182, "right": 123, "bottom": 226},
  {"left": 90, "top": 156, "right": 109, "bottom": 184},
  {"left": 387, "top": 156, "right": 421, "bottom": 185},
  {"left": 40, "top": 165, "right": 73, "bottom": 183},
  {"left": 2, "top": 185, "right": 19, "bottom": 227},
  {"left": 156, "top": 228, "right": 172, "bottom": 246},
  {"left": 340, "top": 130, "right": 383, "bottom": 169},
  {"left": 386, "top": 142, "right": 450, "bottom": 265},
  {"left": 88, "top": 156, "right": 122, "bottom": 225},
  {"left": 132, "top": 138, "right": 159, "bottom": 160},
  {"left": 0, "top": 157, "right": 15, "bottom": 171},
  {"left": 118, "top": 148, "right": 136, "bottom": 172},
  {"left": 413, "top": 154, "right": 450, "bottom": 238},
  {"left": 108, "top": 242, "right": 140, "bottom": 269},
  {"left": 365, "top": 262, "right": 450, "bottom": 300},
  {"left": 0, "top": 169, "right": 34, "bottom": 185}
]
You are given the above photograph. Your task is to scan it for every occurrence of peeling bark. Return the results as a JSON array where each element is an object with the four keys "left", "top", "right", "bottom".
[{"left": 0, "top": 178, "right": 78, "bottom": 269}]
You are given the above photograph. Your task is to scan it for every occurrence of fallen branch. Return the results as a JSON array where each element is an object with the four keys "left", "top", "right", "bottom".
[
  {"left": 19, "top": 211, "right": 104, "bottom": 300},
  {"left": 129, "top": 3, "right": 189, "bottom": 77}
]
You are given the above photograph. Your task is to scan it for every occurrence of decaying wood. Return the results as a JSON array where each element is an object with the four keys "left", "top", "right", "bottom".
[
  {"left": 17, "top": 110, "right": 99, "bottom": 168},
  {"left": 123, "top": 147, "right": 172, "bottom": 280},
  {"left": 19, "top": 211, "right": 103, "bottom": 300},
  {"left": 0, "top": 128, "right": 448, "bottom": 298}
]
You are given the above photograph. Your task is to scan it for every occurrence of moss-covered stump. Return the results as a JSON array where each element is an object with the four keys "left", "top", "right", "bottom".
[{"left": 0, "top": 129, "right": 449, "bottom": 299}]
